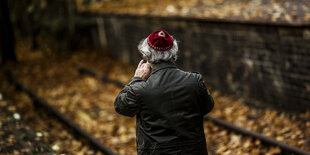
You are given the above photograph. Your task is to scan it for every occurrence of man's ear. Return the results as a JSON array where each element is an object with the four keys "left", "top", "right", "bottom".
[
  {"left": 147, "top": 61, "right": 154, "bottom": 68},
  {"left": 142, "top": 55, "right": 148, "bottom": 62}
]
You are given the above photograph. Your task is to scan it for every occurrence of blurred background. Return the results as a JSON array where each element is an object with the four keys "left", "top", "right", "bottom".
[{"left": 0, "top": 0, "right": 310, "bottom": 154}]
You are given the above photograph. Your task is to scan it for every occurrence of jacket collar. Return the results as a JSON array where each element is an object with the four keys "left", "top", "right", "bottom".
[{"left": 151, "top": 61, "right": 177, "bottom": 75}]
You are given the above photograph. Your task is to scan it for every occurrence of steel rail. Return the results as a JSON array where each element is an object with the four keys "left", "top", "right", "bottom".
[
  {"left": 75, "top": 64, "right": 310, "bottom": 155},
  {"left": 6, "top": 72, "right": 118, "bottom": 155},
  {"left": 205, "top": 116, "right": 310, "bottom": 155}
]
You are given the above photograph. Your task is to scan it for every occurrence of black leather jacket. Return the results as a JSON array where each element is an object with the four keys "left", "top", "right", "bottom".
[{"left": 114, "top": 62, "right": 214, "bottom": 155}]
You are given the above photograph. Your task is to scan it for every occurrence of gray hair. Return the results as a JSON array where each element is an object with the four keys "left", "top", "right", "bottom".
[{"left": 138, "top": 37, "right": 178, "bottom": 64}]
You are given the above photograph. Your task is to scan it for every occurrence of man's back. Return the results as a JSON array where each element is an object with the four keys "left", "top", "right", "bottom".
[{"left": 114, "top": 62, "right": 214, "bottom": 154}]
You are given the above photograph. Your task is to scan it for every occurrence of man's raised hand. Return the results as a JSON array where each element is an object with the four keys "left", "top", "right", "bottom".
[{"left": 134, "top": 60, "right": 151, "bottom": 81}]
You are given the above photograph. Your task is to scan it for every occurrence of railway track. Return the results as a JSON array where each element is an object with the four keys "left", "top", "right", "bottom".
[
  {"left": 7, "top": 72, "right": 118, "bottom": 155},
  {"left": 5, "top": 63, "right": 309, "bottom": 155},
  {"left": 74, "top": 64, "right": 310, "bottom": 155}
]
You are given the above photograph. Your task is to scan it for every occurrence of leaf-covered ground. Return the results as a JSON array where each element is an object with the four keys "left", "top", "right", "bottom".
[
  {"left": 0, "top": 97, "right": 54, "bottom": 154},
  {"left": 0, "top": 80, "right": 103, "bottom": 154},
  {"left": 0, "top": 41, "right": 309, "bottom": 154},
  {"left": 77, "top": 0, "right": 310, "bottom": 25}
]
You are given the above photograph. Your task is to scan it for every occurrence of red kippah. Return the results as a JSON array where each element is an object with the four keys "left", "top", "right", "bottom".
[{"left": 147, "top": 30, "right": 173, "bottom": 51}]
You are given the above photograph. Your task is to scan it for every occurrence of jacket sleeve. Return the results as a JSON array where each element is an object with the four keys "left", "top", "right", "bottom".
[
  {"left": 114, "top": 77, "right": 144, "bottom": 117},
  {"left": 197, "top": 74, "right": 214, "bottom": 116}
]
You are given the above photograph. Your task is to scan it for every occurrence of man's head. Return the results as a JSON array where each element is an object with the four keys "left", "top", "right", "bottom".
[{"left": 138, "top": 30, "right": 178, "bottom": 64}]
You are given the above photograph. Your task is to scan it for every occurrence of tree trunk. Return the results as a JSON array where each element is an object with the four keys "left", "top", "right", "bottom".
[{"left": 0, "top": 0, "right": 16, "bottom": 64}]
